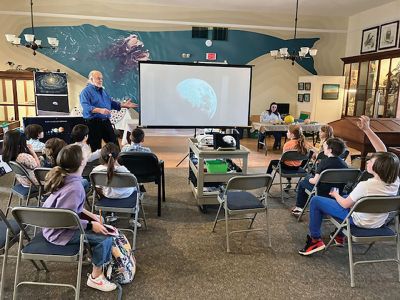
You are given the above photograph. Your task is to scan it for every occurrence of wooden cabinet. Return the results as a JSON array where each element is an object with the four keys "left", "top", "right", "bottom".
[
  {"left": 0, "top": 71, "right": 36, "bottom": 121},
  {"left": 342, "top": 49, "right": 400, "bottom": 118}
]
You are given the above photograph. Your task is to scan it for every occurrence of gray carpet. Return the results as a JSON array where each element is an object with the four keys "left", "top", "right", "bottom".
[{"left": 1, "top": 167, "right": 400, "bottom": 299}]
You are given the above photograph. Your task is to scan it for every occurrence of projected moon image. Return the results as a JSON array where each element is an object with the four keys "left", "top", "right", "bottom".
[{"left": 176, "top": 79, "right": 217, "bottom": 119}]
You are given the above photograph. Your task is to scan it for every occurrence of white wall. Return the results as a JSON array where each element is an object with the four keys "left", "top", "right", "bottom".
[
  {"left": 345, "top": 0, "right": 400, "bottom": 57},
  {"left": 297, "top": 75, "right": 345, "bottom": 123}
]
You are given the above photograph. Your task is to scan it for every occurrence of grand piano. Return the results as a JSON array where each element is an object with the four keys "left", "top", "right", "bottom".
[{"left": 329, "top": 117, "right": 400, "bottom": 169}]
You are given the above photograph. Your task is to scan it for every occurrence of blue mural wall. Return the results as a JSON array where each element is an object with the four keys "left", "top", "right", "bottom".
[{"left": 20, "top": 24, "right": 319, "bottom": 104}]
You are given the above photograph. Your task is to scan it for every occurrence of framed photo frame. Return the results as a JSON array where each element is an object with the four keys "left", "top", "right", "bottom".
[
  {"left": 379, "top": 21, "right": 399, "bottom": 50},
  {"left": 361, "top": 26, "right": 379, "bottom": 54},
  {"left": 304, "top": 82, "right": 311, "bottom": 91},
  {"left": 297, "top": 94, "right": 303, "bottom": 102},
  {"left": 303, "top": 93, "right": 310, "bottom": 102},
  {"left": 321, "top": 84, "right": 340, "bottom": 100},
  {"left": 298, "top": 82, "right": 304, "bottom": 90}
]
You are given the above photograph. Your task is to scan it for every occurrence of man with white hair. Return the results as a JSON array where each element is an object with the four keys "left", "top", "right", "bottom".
[{"left": 79, "top": 70, "right": 137, "bottom": 151}]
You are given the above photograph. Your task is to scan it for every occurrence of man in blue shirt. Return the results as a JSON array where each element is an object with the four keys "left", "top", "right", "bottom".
[{"left": 80, "top": 70, "right": 137, "bottom": 151}]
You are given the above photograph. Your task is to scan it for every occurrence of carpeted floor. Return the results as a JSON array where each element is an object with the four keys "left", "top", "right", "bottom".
[{"left": 1, "top": 166, "right": 399, "bottom": 299}]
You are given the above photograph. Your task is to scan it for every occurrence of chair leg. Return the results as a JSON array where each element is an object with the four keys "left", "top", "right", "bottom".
[
  {"left": 225, "top": 208, "right": 230, "bottom": 253},
  {"left": 140, "top": 199, "right": 148, "bottom": 230},
  {"left": 348, "top": 235, "right": 356, "bottom": 287},
  {"left": 161, "top": 166, "right": 166, "bottom": 202},
  {"left": 297, "top": 194, "right": 312, "bottom": 222},
  {"left": 212, "top": 203, "right": 223, "bottom": 232},
  {"left": 75, "top": 236, "right": 84, "bottom": 300},
  {"left": 397, "top": 225, "right": 400, "bottom": 283},
  {"left": 5, "top": 193, "right": 13, "bottom": 218},
  {"left": 0, "top": 230, "right": 11, "bottom": 300},
  {"left": 265, "top": 208, "right": 271, "bottom": 248},
  {"left": 157, "top": 181, "right": 161, "bottom": 217},
  {"left": 132, "top": 210, "right": 139, "bottom": 250},
  {"left": 279, "top": 175, "right": 284, "bottom": 203},
  {"left": 248, "top": 213, "right": 257, "bottom": 229},
  {"left": 13, "top": 236, "right": 23, "bottom": 300}
]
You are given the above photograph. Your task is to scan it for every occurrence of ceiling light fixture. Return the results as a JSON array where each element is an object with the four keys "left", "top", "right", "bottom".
[
  {"left": 5, "top": 0, "right": 59, "bottom": 56},
  {"left": 270, "top": 0, "right": 317, "bottom": 65}
]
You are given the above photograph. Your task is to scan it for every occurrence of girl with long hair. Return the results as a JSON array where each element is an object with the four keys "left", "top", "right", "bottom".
[
  {"left": 266, "top": 124, "right": 310, "bottom": 189},
  {"left": 40, "top": 137, "right": 67, "bottom": 168},
  {"left": 42, "top": 144, "right": 116, "bottom": 292},
  {"left": 2, "top": 130, "right": 40, "bottom": 187}
]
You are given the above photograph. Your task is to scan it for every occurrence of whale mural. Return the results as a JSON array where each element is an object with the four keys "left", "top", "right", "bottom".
[{"left": 20, "top": 24, "right": 319, "bottom": 105}]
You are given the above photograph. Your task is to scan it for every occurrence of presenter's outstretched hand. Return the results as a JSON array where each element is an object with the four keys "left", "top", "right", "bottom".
[{"left": 121, "top": 99, "right": 138, "bottom": 109}]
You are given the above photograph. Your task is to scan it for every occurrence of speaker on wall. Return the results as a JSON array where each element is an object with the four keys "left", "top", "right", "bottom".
[
  {"left": 212, "top": 27, "right": 228, "bottom": 41},
  {"left": 192, "top": 27, "right": 209, "bottom": 39}
]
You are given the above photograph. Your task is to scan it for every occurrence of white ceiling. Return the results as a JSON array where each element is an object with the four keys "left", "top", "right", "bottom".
[{"left": 124, "top": 0, "right": 395, "bottom": 17}]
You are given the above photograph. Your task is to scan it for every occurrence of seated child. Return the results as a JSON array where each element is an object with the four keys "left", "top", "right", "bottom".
[
  {"left": 266, "top": 124, "right": 310, "bottom": 190},
  {"left": 121, "top": 128, "right": 151, "bottom": 153},
  {"left": 25, "top": 124, "right": 45, "bottom": 152},
  {"left": 92, "top": 142, "right": 141, "bottom": 228},
  {"left": 71, "top": 124, "right": 101, "bottom": 162},
  {"left": 2, "top": 130, "right": 40, "bottom": 187},
  {"left": 299, "top": 115, "right": 400, "bottom": 256},
  {"left": 42, "top": 144, "right": 117, "bottom": 292},
  {"left": 40, "top": 137, "right": 67, "bottom": 168},
  {"left": 291, "top": 137, "right": 348, "bottom": 216}
]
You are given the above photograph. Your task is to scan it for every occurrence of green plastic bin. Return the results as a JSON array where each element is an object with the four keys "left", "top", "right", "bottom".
[{"left": 205, "top": 160, "right": 228, "bottom": 173}]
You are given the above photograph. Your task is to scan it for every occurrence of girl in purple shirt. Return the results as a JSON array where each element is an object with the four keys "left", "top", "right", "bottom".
[{"left": 42, "top": 144, "right": 116, "bottom": 292}]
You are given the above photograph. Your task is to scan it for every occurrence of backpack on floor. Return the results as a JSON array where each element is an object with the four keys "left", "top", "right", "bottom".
[{"left": 106, "top": 232, "right": 136, "bottom": 284}]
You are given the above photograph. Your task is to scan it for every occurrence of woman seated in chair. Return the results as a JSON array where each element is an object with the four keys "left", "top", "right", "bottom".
[
  {"left": 2, "top": 130, "right": 40, "bottom": 187},
  {"left": 42, "top": 144, "right": 117, "bottom": 292},
  {"left": 258, "top": 102, "right": 284, "bottom": 150},
  {"left": 266, "top": 124, "right": 310, "bottom": 190},
  {"left": 299, "top": 115, "right": 400, "bottom": 256},
  {"left": 92, "top": 142, "right": 141, "bottom": 228}
]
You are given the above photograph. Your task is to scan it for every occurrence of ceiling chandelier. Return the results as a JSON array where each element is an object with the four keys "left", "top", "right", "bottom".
[
  {"left": 270, "top": 0, "right": 317, "bottom": 65},
  {"left": 5, "top": 0, "right": 59, "bottom": 56}
]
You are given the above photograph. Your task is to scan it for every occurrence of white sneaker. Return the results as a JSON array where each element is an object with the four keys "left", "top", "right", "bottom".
[
  {"left": 87, "top": 274, "right": 117, "bottom": 292},
  {"left": 129, "top": 218, "right": 142, "bottom": 229},
  {"left": 291, "top": 206, "right": 303, "bottom": 216}
]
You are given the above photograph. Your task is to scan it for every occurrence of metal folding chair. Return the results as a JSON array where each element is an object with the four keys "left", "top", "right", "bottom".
[
  {"left": 269, "top": 150, "right": 310, "bottom": 203},
  {"left": 11, "top": 207, "right": 88, "bottom": 300},
  {"left": 90, "top": 171, "right": 141, "bottom": 250},
  {"left": 6, "top": 161, "right": 39, "bottom": 217},
  {"left": 211, "top": 174, "right": 273, "bottom": 252},
  {"left": 297, "top": 168, "right": 361, "bottom": 221},
  {"left": 326, "top": 196, "right": 400, "bottom": 287},
  {"left": 33, "top": 167, "right": 51, "bottom": 205}
]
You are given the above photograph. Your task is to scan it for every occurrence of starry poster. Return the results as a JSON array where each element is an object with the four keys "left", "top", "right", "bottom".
[{"left": 34, "top": 72, "right": 68, "bottom": 95}]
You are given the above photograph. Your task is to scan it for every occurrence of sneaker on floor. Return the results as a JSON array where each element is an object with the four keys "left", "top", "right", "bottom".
[
  {"left": 329, "top": 232, "right": 345, "bottom": 247},
  {"left": 283, "top": 184, "right": 292, "bottom": 192},
  {"left": 291, "top": 206, "right": 303, "bottom": 216},
  {"left": 129, "top": 218, "right": 142, "bottom": 229},
  {"left": 87, "top": 274, "right": 117, "bottom": 292},
  {"left": 298, "top": 235, "right": 326, "bottom": 256}
]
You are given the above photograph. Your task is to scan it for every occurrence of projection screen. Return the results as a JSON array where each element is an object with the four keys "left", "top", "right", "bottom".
[{"left": 139, "top": 62, "right": 252, "bottom": 127}]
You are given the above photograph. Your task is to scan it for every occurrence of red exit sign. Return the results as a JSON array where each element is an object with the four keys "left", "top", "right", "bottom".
[{"left": 206, "top": 53, "right": 217, "bottom": 60}]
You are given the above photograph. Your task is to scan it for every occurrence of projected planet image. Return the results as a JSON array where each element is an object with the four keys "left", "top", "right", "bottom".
[{"left": 176, "top": 79, "right": 217, "bottom": 119}]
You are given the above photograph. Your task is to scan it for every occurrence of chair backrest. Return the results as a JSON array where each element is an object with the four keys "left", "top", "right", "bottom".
[
  {"left": 118, "top": 152, "right": 160, "bottom": 181},
  {"left": 12, "top": 207, "right": 83, "bottom": 230},
  {"left": 0, "top": 209, "right": 19, "bottom": 237},
  {"left": 317, "top": 168, "right": 361, "bottom": 186},
  {"left": 226, "top": 174, "right": 273, "bottom": 192},
  {"left": 90, "top": 171, "right": 139, "bottom": 189},
  {"left": 280, "top": 150, "right": 309, "bottom": 163},
  {"left": 34, "top": 167, "right": 52, "bottom": 187},
  {"left": 316, "top": 151, "right": 328, "bottom": 161},
  {"left": 82, "top": 159, "right": 100, "bottom": 178},
  {"left": 351, "top": 196, "right": 400, "bottom": 214},
  {"left": 8, "top": 161, "right": 38, "bottom": 187}
]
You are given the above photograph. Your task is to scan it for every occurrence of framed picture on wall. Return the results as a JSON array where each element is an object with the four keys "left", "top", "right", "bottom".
[
  {"left": 321, "top": 84, "right": 340, "bottom": 100},
  {"left": 297, "top": 94, "right": 303, "bottom": 102},
  {"left": 298, "top": 82, "right": 304, "bottom": 90},
  {"left": 304, "top": 82, "right": 311, "bottom": 90},
  {"left": 303, "top": 93, "right": 310, "bottom": 102},
  {"left": 361, "top": 26, "right": 379, "bottom": 54},
  {"left": 379, "top": 21, "right": 399, "bottom": 50}
]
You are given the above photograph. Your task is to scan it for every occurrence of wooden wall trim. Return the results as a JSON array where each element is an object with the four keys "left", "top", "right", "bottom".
[{"left": 341, "top": 49, "right": 400, "bottom": 64}]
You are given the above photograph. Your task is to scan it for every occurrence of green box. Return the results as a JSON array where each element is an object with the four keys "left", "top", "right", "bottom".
[{"left": 205, "top": 160, "right": 228, "bottom": 173}]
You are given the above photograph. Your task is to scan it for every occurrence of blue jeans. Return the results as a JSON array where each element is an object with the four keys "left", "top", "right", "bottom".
[
  {"left": 68, "top": 230, "right": 113, "bottom": 267},
  {"left": 81, "top": 178, "right": 90, "bottom": 193},
  {"left": 309, "top": 196, "right": 354, "bottom": 239},
  {"left": 296, "top": 175, "right": 314, "bottom": 208}
]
